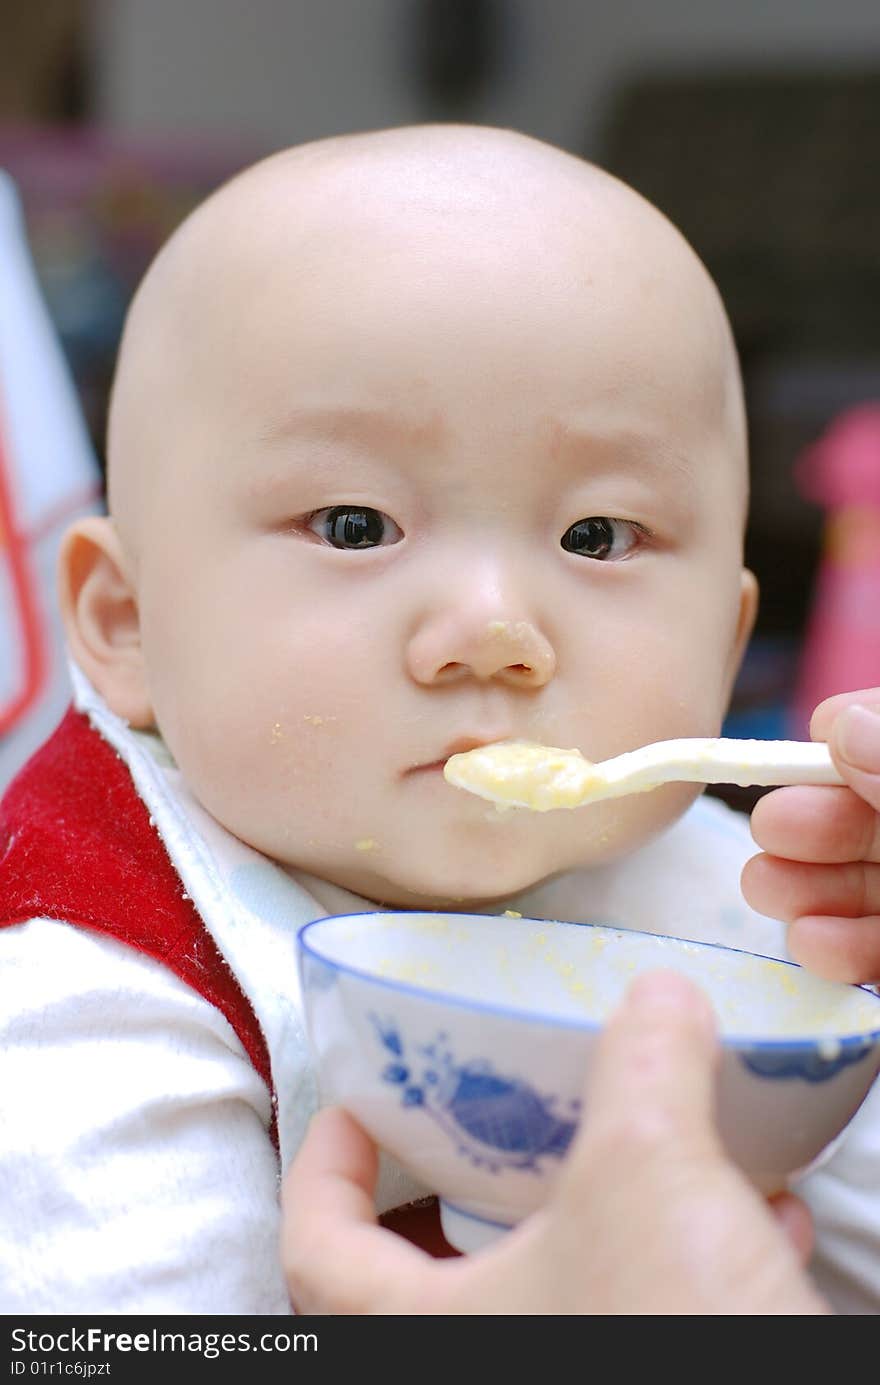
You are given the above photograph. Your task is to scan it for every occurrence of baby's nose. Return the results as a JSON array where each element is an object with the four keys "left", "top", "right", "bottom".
[{"left": 407, "top": 614, "right": 557, "bottom": 688}]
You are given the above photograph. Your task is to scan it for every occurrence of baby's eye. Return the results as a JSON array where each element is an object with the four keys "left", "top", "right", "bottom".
[
  {"left": 560, "top": 517, "right": 643, "bottom": 561},
  {"left": 308, "top": 506, "right": 403, "bottom": 550}
]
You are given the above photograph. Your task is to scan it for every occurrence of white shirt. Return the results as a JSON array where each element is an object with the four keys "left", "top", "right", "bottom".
[{"left": 2, "top": 668, "right": 879, "bottom": 1313}]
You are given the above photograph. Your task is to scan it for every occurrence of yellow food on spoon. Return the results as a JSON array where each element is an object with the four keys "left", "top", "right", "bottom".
[{"left": 443, "top": 740, "right": 599, "bottom": 811}]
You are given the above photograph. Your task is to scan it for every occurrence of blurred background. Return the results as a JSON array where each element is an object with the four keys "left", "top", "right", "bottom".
[{"left": 2, "top": 0, "right": 880, "bottom": 799}]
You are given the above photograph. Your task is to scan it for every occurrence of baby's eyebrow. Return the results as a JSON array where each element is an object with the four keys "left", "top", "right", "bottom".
[
  {"left": 545, "top": 417, "right": 698, "bottom": 487},
  {"left": 259, "top": 403, "right": 447, "bottom": 451}
]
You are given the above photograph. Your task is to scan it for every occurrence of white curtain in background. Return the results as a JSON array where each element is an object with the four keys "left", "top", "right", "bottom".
[{"left": 0, "top": 171, "right": 102, "bottom": 792}]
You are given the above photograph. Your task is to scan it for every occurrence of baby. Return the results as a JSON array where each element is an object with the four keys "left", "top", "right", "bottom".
[{"left": 1, "top": 124, "right": 878, "bottom": 1313}]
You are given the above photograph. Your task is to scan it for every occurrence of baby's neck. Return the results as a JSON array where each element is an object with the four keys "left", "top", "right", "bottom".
[{"left": 282, "top": 863, "right": 544, "bottom": 920}]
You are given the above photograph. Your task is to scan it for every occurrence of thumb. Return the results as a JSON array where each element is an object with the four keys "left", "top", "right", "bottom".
[
  {"left": 826, "top": 702, "right": 880, "bottom": 811},
  {"left": 569, "top": 969, "right": 721, "bottom": 1178},
  {"left": 281, "top": 1106, "right": 429, "bottom": 1313}
]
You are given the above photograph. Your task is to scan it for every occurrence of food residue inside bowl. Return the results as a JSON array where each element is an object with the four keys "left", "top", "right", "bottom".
[{"left": 322, "top": 913, "right": 880, "bottom": 1042}]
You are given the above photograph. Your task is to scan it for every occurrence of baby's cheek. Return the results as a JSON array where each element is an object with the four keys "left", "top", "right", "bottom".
[
  {"left": 567, "top": 782, "right": 700, "bottom": 867},
  {"left": 243, "top": 712, "right": 379, "bottom": 842},
  {"left": 617, "top": 600, "right": 735, "bottom": 724}
]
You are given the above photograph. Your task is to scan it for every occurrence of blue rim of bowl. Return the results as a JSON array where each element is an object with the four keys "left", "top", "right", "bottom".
[
  {"left": 297, "top": 911, "right": 880, "bottom": 1052},
  {"left": 439, "top": 1199, "right": 514, "bottom": 1233}
]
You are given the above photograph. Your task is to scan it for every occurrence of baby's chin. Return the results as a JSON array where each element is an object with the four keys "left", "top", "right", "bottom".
[
  {"left": 268, "top": 784, "right": 701, "bottom": 910},
  {"left": 298, "top": 838, "right": 556, "bottom": 912},
  {"left": 319, "top": 838, "right": 608, "bottom": 913},
  {"left": 354, "top": 879, "right": 545, "bottom": 914},
  {"left": 403, "top": 793, "right": 699, "bottom": 907}
]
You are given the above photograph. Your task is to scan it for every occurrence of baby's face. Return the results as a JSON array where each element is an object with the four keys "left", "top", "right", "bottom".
[{"left": 105, "top": 135, "right": 756, "bottom": 908}]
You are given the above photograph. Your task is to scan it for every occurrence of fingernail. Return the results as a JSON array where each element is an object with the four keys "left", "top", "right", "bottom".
[
  {"left": 833, "top": 704, "right": 880, "bottom": 772},
  {"left": 626, "top": 970, "right": 705, "bottom": 1013},
  {"left": 622, "top": 972, "right": 717, "bottom": 1043}
]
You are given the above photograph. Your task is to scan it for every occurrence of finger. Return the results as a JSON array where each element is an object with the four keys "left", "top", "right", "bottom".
[
  {"left": 741, "top": 852, "right": 880, "bottom": 923},
  {"left": 283, "top": 1106, "right": 381, "bottom": 1232},
  {"left": 742, "top": 854, "right": 880, "bottom": 980},
  {"left": 581, "top": 970, "right": 720, "bottom": 1163},
  {"left": 750, "top": 785, "right": 880, "bottom": 865},
  {"left": 810, "top": 690, "right": 880, "bottom": 742},
  {"left": 826, "top": 704, "right": 880, "bottom": 815},
  {"left": 787, "top": 914, "right": 880, "bottom": 984},
  {"left": 281, "top": 1106, "right": 427, "bottom": 1313},
  {"left": 768, "top": 1192, "right": 815, "bottom": 1267}
]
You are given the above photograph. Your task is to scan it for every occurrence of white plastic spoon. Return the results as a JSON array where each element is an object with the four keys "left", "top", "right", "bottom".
[{"left": 443, "top": 737, "right": 845, "bottom": 812}]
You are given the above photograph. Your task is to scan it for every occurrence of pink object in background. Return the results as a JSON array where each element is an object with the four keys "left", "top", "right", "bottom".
[{"left": 789, "top": 404, "right": 880, "bottom": 738}]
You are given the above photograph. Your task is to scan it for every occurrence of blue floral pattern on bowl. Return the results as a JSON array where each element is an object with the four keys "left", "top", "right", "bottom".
[
  {"left": 372, "top": 1015, "right": 579, "bottom": 1172},
  {"left": 740, "top": 1040, "right": 875, "bottom": 1083}
]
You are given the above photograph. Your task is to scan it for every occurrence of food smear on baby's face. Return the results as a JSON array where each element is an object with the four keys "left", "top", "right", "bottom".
[{"left": 444, "top": 740, "right": 598, "bottom": 811}]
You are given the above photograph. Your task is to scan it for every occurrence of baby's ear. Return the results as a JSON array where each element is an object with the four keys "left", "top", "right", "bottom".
[
  {"left": 727, "top": 567, "right": 759, "bottom": 694},
  {"left": 736, "top": 568, "right": 759, "bottom": 657},
  {"left": 57, "top": 516, "right": 155, "bottom": 727}
]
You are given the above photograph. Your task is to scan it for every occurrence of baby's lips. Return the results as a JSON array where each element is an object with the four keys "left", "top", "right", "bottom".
[
  {"left": 443, "top": 734, "right": 506, "bottom": 759},
  {"left": 410, "top": 734, "right": 513, "bottom": 774}
]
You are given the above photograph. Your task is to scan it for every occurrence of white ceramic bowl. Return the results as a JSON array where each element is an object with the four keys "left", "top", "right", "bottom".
[{"left": 297, "top": 912, "right": 880, "bottom": 1253}]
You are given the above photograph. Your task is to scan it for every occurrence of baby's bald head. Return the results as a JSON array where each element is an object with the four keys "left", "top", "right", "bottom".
[
  {"left": 105, "top": 123, "right": 746, "bottom": 565},
  {"left": 64, "top": 124, "right": 758, "bottom": 900}
]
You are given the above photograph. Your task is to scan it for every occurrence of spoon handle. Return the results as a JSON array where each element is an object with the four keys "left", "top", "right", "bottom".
[{"left": 601, "top": 737, "right": 844, "bottom": 795}]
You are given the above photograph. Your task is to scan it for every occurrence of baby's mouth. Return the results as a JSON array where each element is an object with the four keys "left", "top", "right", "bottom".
[{"left": 407, "top": 736, "right": 510, "bottom": 777}]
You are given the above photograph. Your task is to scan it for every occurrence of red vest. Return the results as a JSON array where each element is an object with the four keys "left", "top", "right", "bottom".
[
  {"left": 0, "top": 707, "right": 274, "bottom": 1095},
  {"left": 0, "top": 707, "right": 456, "bottom": 1257}
]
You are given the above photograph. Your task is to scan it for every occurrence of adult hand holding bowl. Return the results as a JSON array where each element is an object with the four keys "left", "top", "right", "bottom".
[
  {"left": 285, "top": 970, "right": 829, "bottom": 1314},
  {"left": 297, "top": 910, "right": 880, "bottom": 1253}
]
